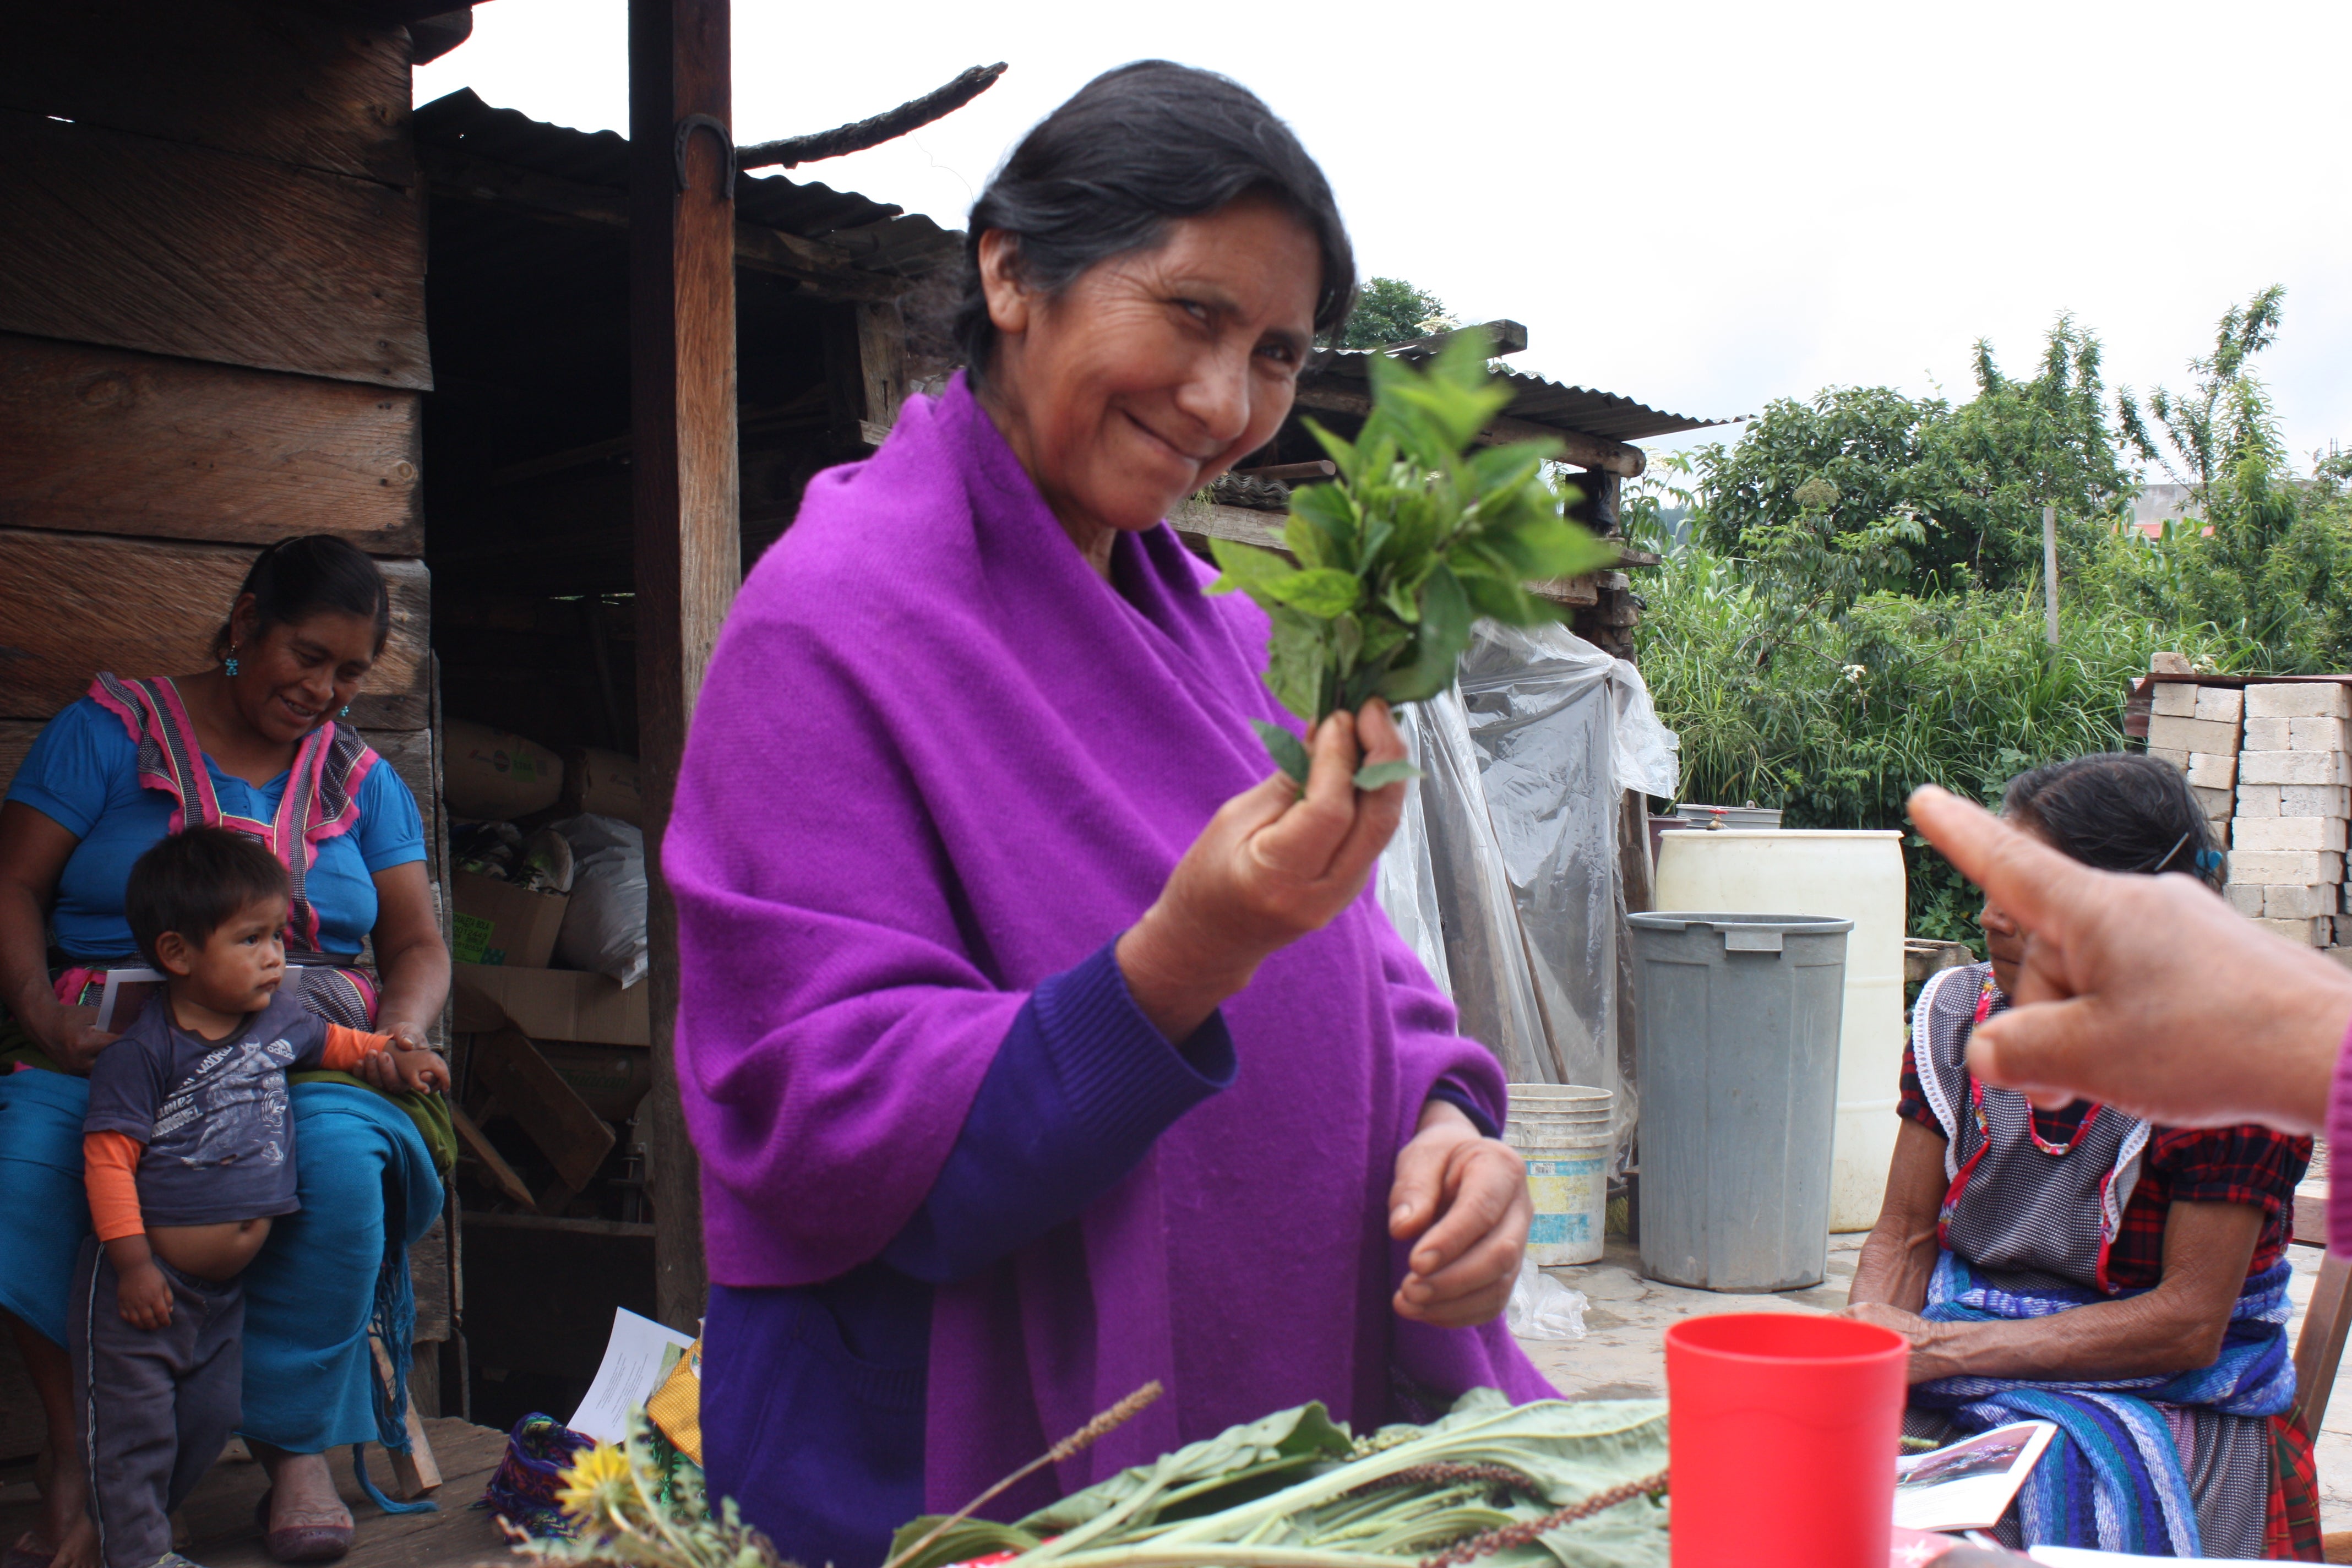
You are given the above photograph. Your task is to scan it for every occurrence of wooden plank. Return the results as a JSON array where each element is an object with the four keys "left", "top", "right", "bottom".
[
  {"left": 2298, "top": 1178, "right": 2329, "bottom": 1247},
  {"left": 0, "top": 111, "right": 428, "bottom": 391},
  {"left": 450, "top": 1105, "right": 537, "bottom": 1211},
  {"left": 407, "top": 1213, "right": 451, "bottom": 1343},
  {"left": 470, "top": 1026, "right": 615, "bottom": 1194},
  {"left": 2293, "top": 1251, "right": 2352, "bottom": 1438},
  {"left": 631, "top": 0, "right": 735, "bottom": 1335},
  {"left": 1291, "top": 384, "right": 1646, "bottom": 477},
  {"left": 0, "top": 335, "right": 421, "bottom": 552},
  {"left": 0, "top": 530, "right": 428, "bottom": 728},
  {"left": 367, "top": 1335, "right": 442, "bottom": 1497},
  {"left": 0, "top": 720, "right": 34, "bottom": 801},
  {"left": 0, "top": 2, "right": 413, "bottom": 186}
]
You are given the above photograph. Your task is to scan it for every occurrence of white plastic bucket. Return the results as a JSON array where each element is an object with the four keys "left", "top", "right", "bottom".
[{"left": 1506, "top": 1085, "right": 1613, "bottom": 1266}]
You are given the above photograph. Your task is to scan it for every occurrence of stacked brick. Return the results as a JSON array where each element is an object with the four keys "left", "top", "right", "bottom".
[
  {"left": 2226, "top": 685, "right": 2351, "bottom": 945},
  {"left": 2146, "top": 682, "right": 2242, "bottom": 829}
]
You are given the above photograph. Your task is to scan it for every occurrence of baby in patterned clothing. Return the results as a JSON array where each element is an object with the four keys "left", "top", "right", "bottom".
[{"left": 73, "top": 828, "right": 447, "bottom": 1568}]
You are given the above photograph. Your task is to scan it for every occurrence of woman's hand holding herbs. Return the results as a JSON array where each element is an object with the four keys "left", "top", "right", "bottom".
[
  {"left": 1389, "top": 1098, "right": 1531, "bottom": 1327},
  {"left": 1117, "top": 700, "right": 1409, "bottom": 1043}
]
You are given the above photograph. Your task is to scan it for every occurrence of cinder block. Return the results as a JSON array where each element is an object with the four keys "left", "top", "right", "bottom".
[
  {"left": 2231, "top": 816, "right": 2349, "bottom": 852},
  {"left": 2290, "top": 716, "right": 2350, "bottom": 752},
  {"left": 2252, "top": 916, "right": 2333, "bottom": 945},
  {"left": 2267, "top": 883, "right": 2339, "bottom": 919},
  {"left": 2186, "top": 752, "right": 2237, "bottom": 790},
  {"left": 2194, "top": 686, "right": 2245, "bottom": 723},
  {"left": 2149, "top": 745, "right": 2189, "bottom": 772},
  {"left": 2246, "top": 683, "right": 2352, "bottom": 720},
  {"left": 2227, "top": 884, "right": 2269, "bottom": 917},
  {"left": 2239, "top": 750, "right": 2352, "bottom": 786},
  {"left": 2148, "top": 714, "right": 2241, "bottom": 754},
  {"left": 2229, "top": 849, "right": 2345, "bottom": 884},
  {"left": 2150, "top": 682, "right": 2199, "bottom": 718},
  {"left": 2236, "top": 785, "right": 2282, "bottom": 819},
  {"left": 2244, "top": 717, "right": 2293, "bottom": 752},
  {"left": 2192, "top": 785, "right": 2233, "bottom": 821},
  {"left": 2282, "top": 785, "right": 2352, "bottom": 819}
]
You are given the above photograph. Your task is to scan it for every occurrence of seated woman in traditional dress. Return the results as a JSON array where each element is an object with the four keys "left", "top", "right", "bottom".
[
  {"left": 1849, "top": 752, "right": 2316, "bottom": 1560},
  {"left": 0, "top": 536, "right": 450, "bottom": 1568}
]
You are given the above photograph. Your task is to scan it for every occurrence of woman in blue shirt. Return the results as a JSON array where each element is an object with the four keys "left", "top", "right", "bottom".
[{"left": 0, "top": 536, "right": 450, "bottom": 1568}]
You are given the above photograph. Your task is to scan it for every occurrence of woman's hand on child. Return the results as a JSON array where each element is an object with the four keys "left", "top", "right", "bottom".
[{"left": 384, "top": 1040, "right": 450, "bottom": 1095}]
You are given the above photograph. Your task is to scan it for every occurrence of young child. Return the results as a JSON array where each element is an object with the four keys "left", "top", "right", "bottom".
[{"left": 74, "top": 828, "right": 448, "bottom": 1568}]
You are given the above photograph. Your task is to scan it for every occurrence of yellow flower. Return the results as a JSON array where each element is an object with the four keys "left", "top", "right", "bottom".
[{"left": 556, "top": 1442, "right": 635, "bottom": 1521}]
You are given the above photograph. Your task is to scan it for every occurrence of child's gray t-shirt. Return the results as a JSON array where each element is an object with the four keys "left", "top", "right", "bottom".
[{"left": 83, "top": 988, "right": 332, "bottom": 1226}]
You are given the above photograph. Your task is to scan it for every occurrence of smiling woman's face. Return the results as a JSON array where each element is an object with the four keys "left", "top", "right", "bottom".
[{"left": 975, "top": 193, "right": 1321, "bottom": 570}]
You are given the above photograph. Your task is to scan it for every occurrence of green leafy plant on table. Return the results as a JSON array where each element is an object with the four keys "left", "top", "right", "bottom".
[
  {"left": 1206, "top": 331, "right": 1619, "bottom": 789},
  {"left": 511, "top": 1391, "right": 1669, "bottom": 1568}
]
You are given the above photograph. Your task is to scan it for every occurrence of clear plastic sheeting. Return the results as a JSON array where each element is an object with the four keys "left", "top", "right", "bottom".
[
  {"left": 1373, "top": 718, "right": 1452, "bottom": 999},
  {"left": 1403, "top": 688, "right": 1554, "bottom": 1084}
]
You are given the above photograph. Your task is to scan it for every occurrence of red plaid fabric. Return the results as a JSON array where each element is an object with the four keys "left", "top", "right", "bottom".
[
  {"left": 1899, "top": 1041, "right": 2310, "bottom": 1291},
  {"left": 2266, "top": 1415, "right": 2323, "bottom": 1561}
]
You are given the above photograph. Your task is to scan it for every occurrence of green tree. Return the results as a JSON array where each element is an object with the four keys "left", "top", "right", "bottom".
[
  {"left": 1331, "top": 277, "right": 1451, "bottom": 349},
  {"left": 2116, "top": 285, "right": 2286, "bottom": 489}
]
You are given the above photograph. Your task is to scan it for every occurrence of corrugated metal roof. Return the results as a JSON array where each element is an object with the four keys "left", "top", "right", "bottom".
[
  {"left": 413, "top": 89, "right": 961, "bottom": 280},
  {"left": 1309, "top": 347, "right": 1738, "bottom": 444}
]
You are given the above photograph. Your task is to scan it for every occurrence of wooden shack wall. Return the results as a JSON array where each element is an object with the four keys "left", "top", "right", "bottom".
[{"left": 0, "top": 0, "right": 455, "bottom": 1430}]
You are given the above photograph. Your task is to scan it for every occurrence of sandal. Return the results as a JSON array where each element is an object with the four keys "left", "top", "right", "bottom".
[{"left": 252, "top": 1492, "right": 352, "bottom": 1564}]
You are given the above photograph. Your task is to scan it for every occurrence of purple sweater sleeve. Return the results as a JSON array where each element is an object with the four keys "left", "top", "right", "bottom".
[
  {"left": 883, "top": 939, "right": 1235, "bottom": 1282},
  {"left": 2329, "top": 1015, "right": 2352, "bottom": 1259}
]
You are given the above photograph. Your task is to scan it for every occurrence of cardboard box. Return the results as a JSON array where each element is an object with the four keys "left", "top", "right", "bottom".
[
  {"left": 453, "top": 961, "right": 649, "bottom": 1046},
  {"left": 451, "top": 870, "right": 570, "bottom": 969},
  {"left": 535, "top": 1041, "right": 654, "bottom": 1119}
]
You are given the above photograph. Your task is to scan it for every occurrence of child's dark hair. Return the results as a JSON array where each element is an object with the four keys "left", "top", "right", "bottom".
[
  {"left": 125, "top": 829, "right": 292, "bottom": 970},
  {"left": 2003, "top": 753, "right": 2224, "bottom": 891},
  {"left": 212, "top": 535, "right": 391, "bottom": 660}
]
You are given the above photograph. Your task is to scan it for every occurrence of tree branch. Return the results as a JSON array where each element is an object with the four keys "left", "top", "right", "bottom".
[{"left": 737, "top": 63, "right": 1008, "bottom": 171}]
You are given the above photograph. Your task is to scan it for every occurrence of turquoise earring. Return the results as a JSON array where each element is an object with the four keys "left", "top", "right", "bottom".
[
  {"left": 225, "top": 646, "right": 241, "bottom": 677},
  {"left": 340, "top": 705, "right": 350, "bottom": 718}
]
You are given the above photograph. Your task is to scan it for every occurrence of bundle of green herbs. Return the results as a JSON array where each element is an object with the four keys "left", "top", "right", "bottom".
[
  {"left": 513, "top": 1392, "right": 1667, "bottom": 1568},
  {"left": 1205, "top": 332, "right": 1619, "bottom": 787}
]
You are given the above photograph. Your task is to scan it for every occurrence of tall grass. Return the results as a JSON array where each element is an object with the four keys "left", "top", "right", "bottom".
[{"left": 1638, "top": 545, "right": 2260, "bottom": 944}]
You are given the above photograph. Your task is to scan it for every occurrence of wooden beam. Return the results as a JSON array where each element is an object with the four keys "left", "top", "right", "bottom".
[
  {"left": 419, "top": 143, "right": 911, "bottom": 303},
  {"left": 0, "top": 334, "right": 421, "bottom": 553},
  {"left": 630, "top": 0, "right": 733, "bottom": 1334},
  {"left": 0, "top": 110, "right": 428, "bottom": 390},
  {"left": 0, "top": 0, "right": 414, "bottom": 186},
  {"left": 0, "top": 529, "right": 428, "bottom": 727},
  {"left": 450, "top": 1105, "right": 538, "bottom": 1211},
  {"left": 470, "top": 1027, "right": 616, "bottom": 1194},
  {"left": 1289, "top": 385, "right": 1646, "bottom": 478}
]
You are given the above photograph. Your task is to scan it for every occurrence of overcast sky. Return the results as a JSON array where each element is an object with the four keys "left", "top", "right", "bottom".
[{"left": 420, "top": 0, "right": 2352, "bottom": 473}]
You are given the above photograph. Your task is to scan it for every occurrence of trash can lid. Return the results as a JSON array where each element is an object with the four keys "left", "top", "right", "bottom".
[{"left": 1627, "top": 910, "right": 1856, "bottom": 934}]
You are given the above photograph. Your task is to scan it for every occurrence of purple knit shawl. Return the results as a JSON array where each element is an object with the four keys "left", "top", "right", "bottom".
[{"left": 667, "top": 375, "right": 1551, "bottom": 1515}]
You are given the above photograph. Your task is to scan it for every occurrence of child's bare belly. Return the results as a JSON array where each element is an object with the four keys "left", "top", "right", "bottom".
[{"left": 149, "top": 1217, "right": 272, "bottom": 1281}]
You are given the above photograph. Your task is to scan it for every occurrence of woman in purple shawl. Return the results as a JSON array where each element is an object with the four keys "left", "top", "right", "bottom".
[{"left": 667, "top": 61, "right": 1552, "bottom": 1568}]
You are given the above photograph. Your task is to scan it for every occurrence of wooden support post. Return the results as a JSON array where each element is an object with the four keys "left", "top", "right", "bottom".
[
  {"left": 630, "top": 0, "right": 736, "bottom": 1333},
  {"left": 2042, "top": 503, "right": 2060, "bottom": 646}
]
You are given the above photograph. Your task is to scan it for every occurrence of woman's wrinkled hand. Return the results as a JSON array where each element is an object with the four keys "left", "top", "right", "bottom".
[
  {"left": 40, "top": 1003, "right": 117, "bottom": 1075},
  {"left": 1844, "top": 1300, "right": 1958, "bottom": 1384},
  {"left": 1909, "top": 784, "right": 2352, "bottom": 1133},
  {"left": 1118, "top": 700, "right": 1411, "bottom": 1041},
  {"left": 1389, "top": 1099, "right": 1532, "bottom": 1329}
]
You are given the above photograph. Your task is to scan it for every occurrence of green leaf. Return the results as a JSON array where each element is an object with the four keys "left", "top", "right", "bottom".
[
  {"left": 1376, "top": 564, "right": 1470, "bottom": 704},
  {"left": 1354, "top": 758, "right": 1423, "bottom": 791},
  {"left": 1287, "top": 482, "right": 1358, "bottom": 567},
  {"left": 1204, "top": 536, "right": 1297, "bottom": 597},
  {"left": 1250, "top": 719, "right": 1311, "bottom": 787},
  {"left": 1505, "top": 517, "right": 1620, "bottom": 580},
  {"left": 1264, "top": 568, "right": 1362, "bottom": 618},
  {"left": 1299, "top": 417, "right": 1361, "bottom": 485},
  {"left": 1463, "top": 442, "right": 1553, "bottom": 499},
  {"left": 1262, "top": 607, "right": 1325, "bottom": 721}
]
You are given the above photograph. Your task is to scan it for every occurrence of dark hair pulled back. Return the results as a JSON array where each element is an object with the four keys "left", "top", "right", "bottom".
[
  {"left": 214, "top": 535, "right": 391, "bottom": 660},
  {"left": 2003, "top": 753, "right": 2224, "bottom": 891},
  {"left": 953, "top": 60, "right": 1356, "bottom": 386}
]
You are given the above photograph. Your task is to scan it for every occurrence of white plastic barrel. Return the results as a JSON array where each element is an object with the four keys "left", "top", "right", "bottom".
[
  {"left": 1505, "top": 1084, "right": 1613, "bottom": 1265},
  {"left": 1652, "top": 831, "right": 1905, "bottom": 1231}
]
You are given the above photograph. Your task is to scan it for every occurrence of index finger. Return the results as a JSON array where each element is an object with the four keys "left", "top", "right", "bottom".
[{"left": 1906, "top": 786, "right": 2092, "bottom": 939}]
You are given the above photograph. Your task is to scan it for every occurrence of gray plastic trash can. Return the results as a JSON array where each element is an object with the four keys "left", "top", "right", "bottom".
[{"left": 1628, "top": 911, "right": 1853, "bottom": 1292}]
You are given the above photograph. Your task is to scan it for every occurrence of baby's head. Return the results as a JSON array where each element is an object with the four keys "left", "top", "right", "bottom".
[{"left": 126, "top": 829, "right": 292, "bottom": 1016}]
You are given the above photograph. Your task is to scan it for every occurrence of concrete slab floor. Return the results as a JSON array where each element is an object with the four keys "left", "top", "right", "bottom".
[{"left": 1515, "top": 1235, "right": 2352, "bottom": 1527}]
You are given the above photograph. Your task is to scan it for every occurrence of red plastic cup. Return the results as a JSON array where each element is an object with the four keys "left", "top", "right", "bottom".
[{"left": 1664, "top": 1313, "right": 1908, "bottom": 1568}]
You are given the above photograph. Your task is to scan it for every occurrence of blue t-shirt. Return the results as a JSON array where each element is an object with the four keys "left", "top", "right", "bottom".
[
  {"left": 5, "top": 697, "right": 427, "bottom": 959},
  {"left": 83, "top": 987, "right": 332, "bottom": 1226}
]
